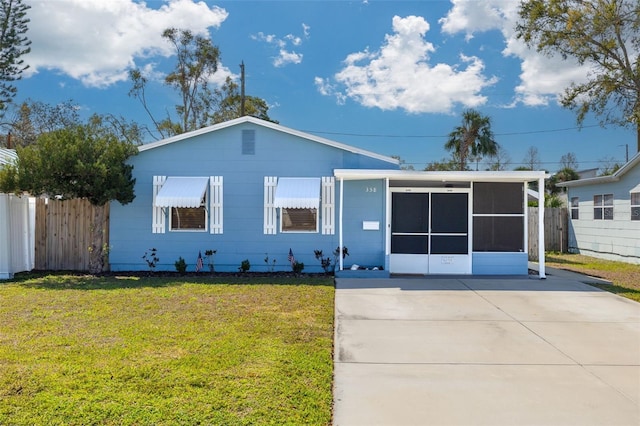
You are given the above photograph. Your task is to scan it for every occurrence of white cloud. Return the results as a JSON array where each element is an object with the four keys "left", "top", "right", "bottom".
[
  {"left": 440, "top": 0, "right": 587, "bottom": 107},
  {"left": 26, "top": 0, "right": 229, "bottom": 88},
  {"left": 252, "top": 24, "right": 309, "bottom": 67},
  {"left": 318, "top": 15, "right": 497, "bottom": 113}
]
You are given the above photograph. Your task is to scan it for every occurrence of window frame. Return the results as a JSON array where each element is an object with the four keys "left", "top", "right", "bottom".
[
  {"left": 631, "top": 192, "right": 640, "bottom": 221},
  {"left": 280, "top": 207, "right": 319, "bottom": 233},
  {"left": 593, "top": 194, "right": 614, "bottom": 220},
  {"left": 570, "top": 197, "right": 579, "bottom": 220}
]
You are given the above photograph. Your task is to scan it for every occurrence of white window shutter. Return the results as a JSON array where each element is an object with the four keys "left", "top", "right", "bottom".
[
  {"left": 210, "top": 176, "right": 223, "bottom": 234},
  {"left": 322, "top": 176, "right": 335, "bottom": 235},
  {"left": 264, "top": 176, "right": 277, "bottom": 234},
  {"left": 152, "top": 176, "right": 166, "bottom": 234}
]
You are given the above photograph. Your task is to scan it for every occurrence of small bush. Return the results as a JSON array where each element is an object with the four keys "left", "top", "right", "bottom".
[
  {"left": 142, "top": 248, "right": 159, "bottom": 272},
  {"left": 292, "top": 261, "right": 304, "bottom": 274},
  {"left": 174, "top": 257, "right": 187, "bottom": 274},
  {"left": 239, "top": 259, "right": 251, "bottom": 272}
]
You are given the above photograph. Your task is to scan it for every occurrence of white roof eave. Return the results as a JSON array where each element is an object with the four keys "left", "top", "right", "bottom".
[{"left": 333, "top": 169, "right": 549, "bottom": 182}]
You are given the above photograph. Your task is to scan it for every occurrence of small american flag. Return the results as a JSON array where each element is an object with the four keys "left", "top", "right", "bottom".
[
  {"left": 288, "top": 248, "right": 295, "bottom": 268},
  {"left": 195, "top": 251, "right": 204, "bottom": 272}
]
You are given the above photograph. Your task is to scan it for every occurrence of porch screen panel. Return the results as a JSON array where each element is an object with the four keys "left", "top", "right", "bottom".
[
  {"left": 473, "top": 182, "right": 524, "bottom": 214},
  {"left": 391, "top": 193, "right": 429, "bottom": 254},
  {"left": 473, "top": 216, "right": 524, "bottom": 252},
  {"left": 431, "top": 193, "right": 468, "bottom": 233}
]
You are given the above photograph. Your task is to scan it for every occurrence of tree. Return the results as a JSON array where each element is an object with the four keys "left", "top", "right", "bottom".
[
  {"left": 559, "top": 152, "right": 579, "bottom": 170},
  {"left": 547, "top": 167, "right": 580, "bottom": 194},
  {"left": 0, "top": 0, "right": 31, "bottom": 112},
  {"left": 516, "top": 0, "right": 640, "bottom": 151},
  {"left": 522, "top": 146, "right": 541, "bottom": 170},
  {"left": 485, "top": 146, "right": 512, "bottom": 171},
  {"left": 209, "top": 77, "right": 276, "bottom": 124},
  {"left": 424, "top": 158, "right": 458, "bottom": 171},
  {"left": 0, "top": 123, "right": 138, "bottom": 273},
  {"left": 445, "top": 109, "right": 499, "bottom": 171},
  {"left": 391, "top": 155, "right": 415, "bottom": 170}
]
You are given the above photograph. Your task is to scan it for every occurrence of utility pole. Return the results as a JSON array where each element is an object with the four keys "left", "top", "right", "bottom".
[
  {"left": 240, "top": 61, "right": 246, "bottom": 117},
  {"left": 619, "top": 144, "right": 629, "bottom": 163}
]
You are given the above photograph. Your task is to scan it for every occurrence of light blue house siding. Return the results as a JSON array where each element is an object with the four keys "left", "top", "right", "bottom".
[
  {"left": 560, "top": 153, "right": 640, "bottom": 264},
  {"left": 109, "top": 118, "right": 398, "bottom": 272}
]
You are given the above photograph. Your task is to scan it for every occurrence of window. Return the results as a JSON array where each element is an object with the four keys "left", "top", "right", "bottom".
[
  {"left": 570, "top": 197, "right": 579, "bottom": 220},
  {"left": 281, "top": 208, "right": 318, "bottom": 232},
  {"left": 264, "top": 176, "right": 334, "bottom": 235},
  {"left": 631, "top": 192, "right": 640, "bottom": 221},
  {"left": 171, "top": 204, "right": 207, "bottom": 231},
  {"left": 152, "top": 176, "right": 223, "bottom": 234},
  {"left": 594, "top": 194, "right": 613, "bottom": 220}
]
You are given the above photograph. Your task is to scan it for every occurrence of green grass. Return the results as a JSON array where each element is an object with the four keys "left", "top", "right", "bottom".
[
  {"left": 0, "top": 274, "right": 335, "bottom": 425},
  {"left": 546, "top": 253, "right": 640, "bottom": 302}
]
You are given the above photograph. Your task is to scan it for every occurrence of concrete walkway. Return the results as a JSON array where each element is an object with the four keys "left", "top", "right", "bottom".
[{"left": 333, "top": 274, "right": 640, "bottom": 426}]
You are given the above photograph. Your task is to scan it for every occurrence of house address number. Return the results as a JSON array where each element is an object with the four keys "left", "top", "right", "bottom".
[{"left": 365, "top": 187, "right": 377, "bottom": 193}]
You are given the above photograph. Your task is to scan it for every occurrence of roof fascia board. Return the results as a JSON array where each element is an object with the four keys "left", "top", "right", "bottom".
[
  {"left": 138, "top": 116, "right": 399, "bottom": 165},
  {"left": 558, "top": 151, "right": 640, "bottom": 188},
  {"left": 334, "top": 169, "right": 548, "bottom": 181}
]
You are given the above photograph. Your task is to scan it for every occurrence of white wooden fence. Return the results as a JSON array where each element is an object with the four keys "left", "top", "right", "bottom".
[{"left": 0, "top": 194, "right": 36, "bottom": 279}]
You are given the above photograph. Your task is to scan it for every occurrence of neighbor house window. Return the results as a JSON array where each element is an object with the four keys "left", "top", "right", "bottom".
[
  {"left": 171, "top": 198, "right": 207, "bottom": 231},
  {"left": 281, "top": 208, "right": 318, "bottom": 232},
  {"left": 570, "top": 197, "right": 579, "bottom": 220},
  {"left": 631, "top": 192, "right": 640, "bottom": 221},
  {"left": 593, "top": 194, "right": 613, "bottom": 220}
]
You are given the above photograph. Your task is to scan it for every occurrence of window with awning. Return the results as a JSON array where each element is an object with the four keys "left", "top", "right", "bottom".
[
  {"left": 152, "top": 176, "right": 223, "bottom": 233},
  {"left": 273, "top": 178, "right": 321, "bottom": 232}
]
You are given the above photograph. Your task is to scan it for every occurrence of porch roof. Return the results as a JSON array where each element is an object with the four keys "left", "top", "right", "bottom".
[{"left": 333, "top": 169, "right": 549, "bottom": 182}]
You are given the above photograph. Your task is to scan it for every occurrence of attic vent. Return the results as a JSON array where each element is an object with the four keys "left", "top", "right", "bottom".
[{"left": 242, "top": 129, "right": 255, "bottom": 155}]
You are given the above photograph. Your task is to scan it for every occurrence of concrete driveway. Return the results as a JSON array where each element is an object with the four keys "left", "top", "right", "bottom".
[{"left": 333, "top": 274, "right": 640, "bottom": 426}]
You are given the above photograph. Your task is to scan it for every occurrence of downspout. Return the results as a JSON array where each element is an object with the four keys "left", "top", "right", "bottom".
[
  {"left": 339, "top": 177, "right": 344, "bottom": 271},
  {"left": 538, "top": 176, "right": 546, "bottom": 279}
]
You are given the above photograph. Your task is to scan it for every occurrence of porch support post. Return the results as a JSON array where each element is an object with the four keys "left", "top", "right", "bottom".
[
  {"left": 339, "top": 177, "right": 344, "bottom": 271},
  {"left": 538, "top": 177, "right": 546, "bottom": 279}
]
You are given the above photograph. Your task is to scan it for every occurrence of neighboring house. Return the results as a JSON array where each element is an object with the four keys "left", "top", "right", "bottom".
[
  {"left": 0, "top": 148, "right": 35, "bottom": 279},
  {"left": 109, "top": 116, "right": 548, "bottom": 277},
  {"left": 558, "top": 152, "right": 640, "bottom": 265}
]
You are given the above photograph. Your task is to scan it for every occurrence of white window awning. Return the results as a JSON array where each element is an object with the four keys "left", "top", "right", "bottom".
[
  {"left": 155, "top": 177, "right": 209, "bottom": 208},
  {"left": 274, "top": 177, "right": 321, "bottom": 209}
]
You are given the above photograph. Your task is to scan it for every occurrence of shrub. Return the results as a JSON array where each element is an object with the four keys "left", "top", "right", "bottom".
[
  {"left": 174, "top": 257, "right": 187, "bottom": 274},
  {"left": 239, "top": 259, "right": 251, "bottom": 272},
  {"left": 292, "top": 261, "right": 304, "bottom": 274},
  {"left": 142, "top": 248, "right": 159, "bottom": 272}
]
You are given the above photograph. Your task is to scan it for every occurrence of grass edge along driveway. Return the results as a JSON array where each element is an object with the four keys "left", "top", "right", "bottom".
[{"left": 0, "top": 274, "right": 335, "bottom": 426}]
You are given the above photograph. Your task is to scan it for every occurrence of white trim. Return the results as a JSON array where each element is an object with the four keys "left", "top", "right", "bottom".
[
  {"left": 210, "top": 176, "right": 223, "bottom": 234},
  {"left": 321, "top": 176, "right": 335, "bottom": 235},
  {"left": 538, "top": 177, "right": 546, "bottom": 279},
  {"left": 152, "top": 176, "right": 166, "bottom": 234},
  {"left": 339, "top": 177, "right": 344, "bottom": 271},
  {"left": 264, "top": 176, "right": 277, "bottom": 235},
  {"left": 335, "top": 169, "right": 548, "bottom": 182}
]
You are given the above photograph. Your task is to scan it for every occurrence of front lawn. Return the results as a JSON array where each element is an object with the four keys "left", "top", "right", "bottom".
[
  {"left": 0, "top": 274, "right": 335, "bottom": 425},
  {"left": 545, "top": 253, "right": 640, "bottom": 302}
]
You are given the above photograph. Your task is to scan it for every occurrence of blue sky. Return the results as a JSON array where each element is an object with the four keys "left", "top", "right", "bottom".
[{"left": 16, "top": 0, "right": 637, "bottom": 172}]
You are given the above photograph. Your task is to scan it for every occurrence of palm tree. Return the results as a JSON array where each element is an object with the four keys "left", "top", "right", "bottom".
[{"left": 445, "top": 109, "right": 498, "bottom": 171}]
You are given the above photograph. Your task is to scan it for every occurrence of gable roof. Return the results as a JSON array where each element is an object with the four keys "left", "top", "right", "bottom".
[
  {"left": 138, "top": 116, "right": 400, "bottom": 165},
  {"left": 0, "top": 148, "right": 17, "bottom": 168},
  {"left": 557, "top": 151, "right": 640, "bottom": 188}
]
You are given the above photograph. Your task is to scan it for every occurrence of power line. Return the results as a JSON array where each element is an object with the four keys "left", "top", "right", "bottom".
[{"left": 301, "top": 124, "right": 602, "bottom": 139}]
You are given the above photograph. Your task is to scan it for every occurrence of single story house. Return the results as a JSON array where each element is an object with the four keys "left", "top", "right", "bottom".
[
  {"left": 557, "top": 152, "right": 640, "bottom": 264},
  {"left": 0, "top": 148, "right": 36, "bottom": 279},
  {"left": 109, "top": 117, "right": 548, "bottom": 277}
]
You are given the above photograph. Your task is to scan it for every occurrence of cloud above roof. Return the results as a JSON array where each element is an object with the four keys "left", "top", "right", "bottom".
[
  {"left": 26, "top": 0, "right": 229, "bottom": 88},
  {"left": 316, "top": 15, "right": 497, "bottom": 114},
  {"left": 439, "top": 0, "right": 587, "bottom": 107}
]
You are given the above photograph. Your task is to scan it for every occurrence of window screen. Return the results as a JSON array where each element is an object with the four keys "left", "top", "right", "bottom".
[
  {"left": 282, "top": 208, "right": 317, "bottom": 232},
  {"left": 473, "top": 217, "right": 524, "bottom": 252},
  {"left": 473, "top": 182, "right": 524, "bottom": 214},
  {"left": 631, "top": 193, "right": 640, "bottom": 221},
  {"left": 571, "top": 197, "right": 579, "bottom": 220},
  {"left": 171, "top": 206, "right": 206, "bottom": 231}
]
